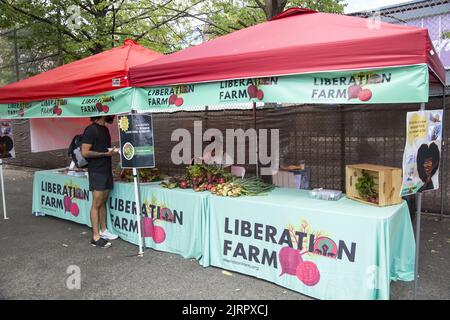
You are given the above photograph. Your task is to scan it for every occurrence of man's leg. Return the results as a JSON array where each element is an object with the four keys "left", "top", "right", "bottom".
[
  {"left": 99, "top": 190, "right": 110, "bottom": 233},
  {"left": 91, "top": 190, "right": 106, "bottom": 241}
]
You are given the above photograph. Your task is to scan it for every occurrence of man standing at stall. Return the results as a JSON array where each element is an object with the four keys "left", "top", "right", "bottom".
[{"left": 81, "top": 115, "right": 119, "bottom": 248}]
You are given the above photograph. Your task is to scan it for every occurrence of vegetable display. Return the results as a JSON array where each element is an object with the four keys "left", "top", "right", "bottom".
[
  {"left": 114, "top": 167, "right": 163, "bottom": 183},
  {"left": 355, "top": 172, "right": 378, "bottom": 203},
  {"left": 211, "top": 177, "right": 275, "bottom": 197},
  {"left": 161, "top": 164, "right": 275, "bottom": 197}
]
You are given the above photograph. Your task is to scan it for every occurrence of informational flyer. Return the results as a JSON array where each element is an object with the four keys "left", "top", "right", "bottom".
[
  {"left": 0, "top": 120, "right": 15, "bottom": 158},
  {"left": 400, "top": 110, "right": 443, "bottom": 197},
  {"left": 118, "top": 114, "right": 155, "bottom": 168}
]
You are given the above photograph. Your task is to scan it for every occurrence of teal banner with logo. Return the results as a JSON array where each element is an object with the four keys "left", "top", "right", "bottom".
[
  {"left": 0, "top": 87, "right": 134, "bottom": 119},
  {"left": 203, "top": 188, "right": 415, "bottom": 300},
  {"left": 1, "top": 65, "right": 428, "bottom": 117},
  {"left": 134, "top": 64, "right": 429, "bottom": 113},
  {"left": 32, "top": 170, "right": 209, "bottom": 261}
]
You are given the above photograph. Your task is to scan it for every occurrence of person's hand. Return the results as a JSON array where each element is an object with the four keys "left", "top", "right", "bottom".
[{"left": 106, "top": 147, "right": 119, "bottom": 157}]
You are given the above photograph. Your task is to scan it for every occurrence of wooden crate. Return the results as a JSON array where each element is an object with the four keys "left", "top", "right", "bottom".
[{"left": 345, "top": 164, "right": 402, "bottom": 207}]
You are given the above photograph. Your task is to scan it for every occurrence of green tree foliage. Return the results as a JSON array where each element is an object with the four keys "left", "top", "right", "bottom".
[
  {"left": 0, "top": 0, "right": 207, "bottom": 66},
  {"left": 200, "top": 0, "right": 346, "bottom": 38}
]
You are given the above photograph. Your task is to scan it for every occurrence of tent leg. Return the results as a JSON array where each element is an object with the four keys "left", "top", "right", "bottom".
[
  {"left": 253, "top": 102, "right": 259, "bottom": 177},
  {"left": 414, "top": 192, "right": 422, "bottom": 300},
  {"left": 0, "top": 159, "right": 8, "bottom": 220},
  {"left": 133, "top": 168, "right": 144, "bottom": 256},
  {"left": 440, "top": 86, "right": 446, "bottom": 222}
]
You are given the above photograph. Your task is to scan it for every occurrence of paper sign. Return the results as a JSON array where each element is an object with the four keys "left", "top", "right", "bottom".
[{"left": 401, "top": 110, "right": 443, "bottom": 196}]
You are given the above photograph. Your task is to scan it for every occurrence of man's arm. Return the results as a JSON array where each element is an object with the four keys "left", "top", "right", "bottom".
[{"left": 81, "top": 143, "right": 112, "bottom": 158}]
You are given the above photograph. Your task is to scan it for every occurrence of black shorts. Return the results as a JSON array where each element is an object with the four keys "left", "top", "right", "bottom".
[{"left": 88, "top": 170, "right": 114, "bottom": 191}]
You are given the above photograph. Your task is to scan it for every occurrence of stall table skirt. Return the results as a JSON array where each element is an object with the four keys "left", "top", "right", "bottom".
[
  {"left": 32, "top": 170, "right": 415, "bottom": 299},
  {"left": 32, "top": 170, "right": 209, "bottom": 263},
  {"left": 204, "top": 188, "right": 415, "bottom": 300}
]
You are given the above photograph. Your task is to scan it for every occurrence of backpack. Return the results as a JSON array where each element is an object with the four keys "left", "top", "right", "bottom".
[{"left": 68, "top": 134, "right": 89, "bottom": 168}]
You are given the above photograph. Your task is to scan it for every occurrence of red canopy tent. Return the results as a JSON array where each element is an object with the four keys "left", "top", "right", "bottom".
[
  {"left": 127, "top": 8, "right": 447, "bottom": 300},
  {"left": 0, "top": 39, "right": 162, "bottom": 103},
  {"left": 129, "top": 8, "right": 445, "bottom": 87}
]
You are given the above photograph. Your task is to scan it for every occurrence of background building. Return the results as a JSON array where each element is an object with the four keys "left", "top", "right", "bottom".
[{"left": 350, "top": 0, "right": 450, "bottom": 88}]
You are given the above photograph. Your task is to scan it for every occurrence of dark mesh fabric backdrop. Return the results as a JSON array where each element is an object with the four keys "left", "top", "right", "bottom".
[{"left": 6, "top": 96, "right": 449, "bottom": 215}]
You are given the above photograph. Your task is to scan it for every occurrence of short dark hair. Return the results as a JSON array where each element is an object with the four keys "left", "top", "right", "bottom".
[
  {"left": 417, "top": 142, "right": 440, "bottom": 182},
  {"left": 90, "top": 116, "right": 102, "bottom": 122}
]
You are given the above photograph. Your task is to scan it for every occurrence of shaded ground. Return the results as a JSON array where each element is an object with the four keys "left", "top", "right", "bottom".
[{"left": 0, "top": 166, "right": 448, "bottom": 300}]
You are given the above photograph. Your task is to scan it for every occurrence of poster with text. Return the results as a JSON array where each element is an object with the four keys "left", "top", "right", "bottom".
[
  {"left": 0, "top": 120, "right": 15, "bottom": 158},
  {"left": 118, "top": 114, "right": 155, "bottom": 168},
  {"left": 400, "top": 110, "right": 443, "bottom": 197}
]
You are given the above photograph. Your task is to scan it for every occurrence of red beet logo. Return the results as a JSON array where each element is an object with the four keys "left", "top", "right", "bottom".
[
  {"left": 296, "top": 261, "right": 320, "bottom": 286},
  {"left": 347, "top": 85, "right": 372, "bottom": 102},
  {"left": 53, "top": 105, "right": 63, "bottom": 116},
  {"left": 358, "top": 89, "right": 372, "bottom": 102},
  {"left": 347, "top": 85, "right": 362, "bottom": 100},
  {"left": 142, "top": 216, "right": 166, "bottom": 244},
  {"left": 95, "top": 102, "right": 109, "bottom": 113},
  {"left": 247, "top": 84, "right": 264, "bottom": 101},
  {"left": 63, "top": 195, "right": 79, "bottom": 217},
  {"left": 278, "top": 246, "right": 321, "bottom": 286},
  {"left": 168, "top": 94, "right": 184, "bottom": 107}
]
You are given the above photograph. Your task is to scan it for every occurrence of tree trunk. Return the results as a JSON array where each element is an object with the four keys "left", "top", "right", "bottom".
[{"left": 265, "top": 0, "right": 288, "bottom": 20}]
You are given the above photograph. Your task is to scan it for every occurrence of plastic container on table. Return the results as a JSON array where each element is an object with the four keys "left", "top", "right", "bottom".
[{"left": 309, "top": 188, "right": 342, "bottom": 201}]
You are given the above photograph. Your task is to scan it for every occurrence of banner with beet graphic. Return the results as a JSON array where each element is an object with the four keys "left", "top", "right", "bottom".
[
  {"left": 400, "top": 110, "right": 443, "bottom": 196},
  {"left": 0, "top": 87, "right": 134, "bottom": 119},
  {"left": 32, "top": 170, "right": 209, "bottom": 261},
  {"left": 132, "top": 64, "right": 428, "bottom": 113},
  {"left": 206, "top": 189, "right": 415, "bottom": 300},
  {"left": 32, "top": 173, "right": 91, "bottom": 225}
]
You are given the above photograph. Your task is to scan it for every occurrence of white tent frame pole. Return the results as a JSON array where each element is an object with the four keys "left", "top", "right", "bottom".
[
  {"left": 0, "top": 159, "right": 8, "bottom": 220},
  {"left": 133, "top": 167, "right": 144, "bottom": 256},
  {"left": 130, "top": 94, "right": 144, "bottom": 256}
]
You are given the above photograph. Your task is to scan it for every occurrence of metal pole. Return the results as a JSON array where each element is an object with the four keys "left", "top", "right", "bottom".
[
  {"left": 129, "top": 109, "right": 144, "bottom": 256},
  {"left": 340, "top": 106, "right": 346, "bottom": 191},
  {"left": 414, "top": 102, "right": 426, "bottom": 300},
  {"left": 440, "top": 85, "right": 446, "bottom": 221},
  {"left": 133, "top": 167, "right": 144, "bottom": 256},
  {"left": 253, "top": 102, "right": 259, "bottom": 177},
  {"left": 0, "top": 159, "right": 8, "bottom": 220},
  {"left": 414, "top": 192, "right": 422, "bottom": 300}
]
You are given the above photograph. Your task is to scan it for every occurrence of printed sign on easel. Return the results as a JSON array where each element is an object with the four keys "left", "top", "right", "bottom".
[
  {"left": 0, "top": 121, "right": 15, "bottom": 158},
  {"left": 400, "top": 110, "right": 443, "bottom": 197},
  {"left": 118, "top": 114, "right": 155, "bottom": 168}
]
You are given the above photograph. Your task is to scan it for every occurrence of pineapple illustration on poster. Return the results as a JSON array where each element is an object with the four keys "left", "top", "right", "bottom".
[{"left": 400, "top": 110, "right": 443, "bottom": 197}]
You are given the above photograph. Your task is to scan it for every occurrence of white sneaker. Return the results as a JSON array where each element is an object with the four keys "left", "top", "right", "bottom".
[{"left": 100, "top": 229, "right": 119, "bottom": 240}]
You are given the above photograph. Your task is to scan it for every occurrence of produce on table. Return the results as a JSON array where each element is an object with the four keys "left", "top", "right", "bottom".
[
  {"left": 114, "top": 167, "right": 163, "bottom": 183},
  {"left": 355, "top": 172, "right": 378, "bottom": 204},
  {"left": 161, "top": 164, "right": 232, "bottom": 191},
  {"left": 160, "top": 165, "right": 275, "bottom": 197},
  {"left": 210, "top": 176, "right": 275, "bottom": 197}
]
